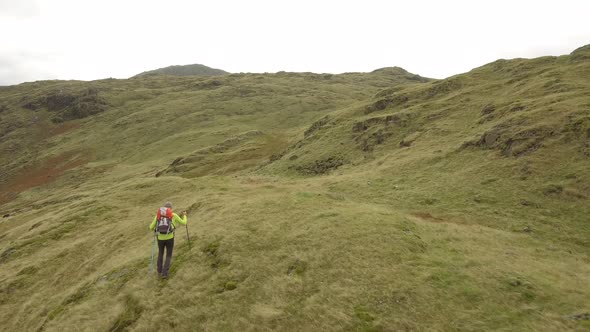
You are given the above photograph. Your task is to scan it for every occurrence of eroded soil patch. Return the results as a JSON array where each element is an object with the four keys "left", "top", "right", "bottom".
[
  {"left": 412, "top": 212, "right": 444, "bottom": 222},
  {"left": 0, "top": 151, "right": 89, "bottom": 205}
]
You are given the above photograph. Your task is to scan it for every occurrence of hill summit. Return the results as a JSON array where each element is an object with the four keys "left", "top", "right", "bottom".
[{"left": 132, "top": 63, "right": 228, "bottom": 78}]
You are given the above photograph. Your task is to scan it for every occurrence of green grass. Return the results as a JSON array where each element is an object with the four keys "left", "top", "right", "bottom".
[{"left": 0, "top": 47, "right": 589, "bottom": 331}]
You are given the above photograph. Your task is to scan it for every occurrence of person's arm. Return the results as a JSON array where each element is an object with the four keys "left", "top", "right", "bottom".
[
  {"left": 173, "top": 212, "right": 188, "bottom": 227},
  {"left": 149, "top": 216, "right": 157, "bottom": 231}
]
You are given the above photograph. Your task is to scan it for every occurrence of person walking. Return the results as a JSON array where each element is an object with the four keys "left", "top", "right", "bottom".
[{"left": 149, "top": 201, "right": 187, "bottom": 279}]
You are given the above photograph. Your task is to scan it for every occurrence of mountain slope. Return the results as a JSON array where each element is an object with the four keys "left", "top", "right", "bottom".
[
  {"left": 0, "top": 49, "right": 589, "bottom": 332},
  {"left": 132, "top": 63, "right": 229, "bottom": 78}
]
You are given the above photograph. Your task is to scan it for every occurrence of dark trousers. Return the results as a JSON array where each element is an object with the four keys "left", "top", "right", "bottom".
[{"left": 157, "top": 238, "right": 174, "bottom": 276}]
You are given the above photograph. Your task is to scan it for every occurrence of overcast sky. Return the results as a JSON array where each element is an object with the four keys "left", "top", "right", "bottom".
[{"left": 1, "top": 0, "right": 589, "bottom": 85}]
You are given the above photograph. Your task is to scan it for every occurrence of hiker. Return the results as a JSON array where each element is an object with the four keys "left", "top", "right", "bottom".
[{"left": 149, "top": 202, "right": 187, "bottom": 278}]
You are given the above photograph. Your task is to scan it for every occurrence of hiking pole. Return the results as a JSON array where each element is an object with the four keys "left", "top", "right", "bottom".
[
  {"left": 184, "top": 211, "right": 191, "bottom": 250},
  {"left": 186, "top": 224, "right": 191, "bottom": 250},
  {"left": 149, "top": 230, "right": 156, "bottom": 273}
]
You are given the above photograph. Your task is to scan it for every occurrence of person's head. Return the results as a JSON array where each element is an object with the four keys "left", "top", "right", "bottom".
[{"left": 164, "top": 202, "right": 172, "bottom": 208}]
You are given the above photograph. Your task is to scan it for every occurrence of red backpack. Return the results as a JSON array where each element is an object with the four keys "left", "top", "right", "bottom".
[{"left": 156, "top": 207, "right": 174, "bottom": 234}]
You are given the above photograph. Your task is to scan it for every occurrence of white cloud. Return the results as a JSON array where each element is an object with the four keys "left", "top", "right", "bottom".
[
  {"left": 0, "top": 0, "right": 40, "bottom": 18},
  {"left": 0, "top": 0, "right": 589, "bottom": 85}
]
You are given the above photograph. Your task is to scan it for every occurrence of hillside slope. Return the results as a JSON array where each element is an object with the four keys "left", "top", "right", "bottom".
[{"left": 0, "top": 48, "right": 589, "bottom": 332}]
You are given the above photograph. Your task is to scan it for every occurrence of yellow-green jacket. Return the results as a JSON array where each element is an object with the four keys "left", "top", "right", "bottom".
[{"left": 149, "top": 213, "right": 187, "bottom": 240}]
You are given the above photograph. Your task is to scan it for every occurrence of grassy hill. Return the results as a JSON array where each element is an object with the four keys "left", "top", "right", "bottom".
[
  {"left": 132, "top": 64, "right": 229, "bottom": 78},
  {"left": 0, "top": 47, "right": 589, "bottom": 331}
]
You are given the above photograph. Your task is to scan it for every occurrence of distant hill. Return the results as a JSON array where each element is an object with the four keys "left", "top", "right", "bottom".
[
  {"left": 132, "top": 63, "right": 229, "bottom": 78},
  {"left": 370, "top": 66, "right": 431, "bottom": 82}
]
